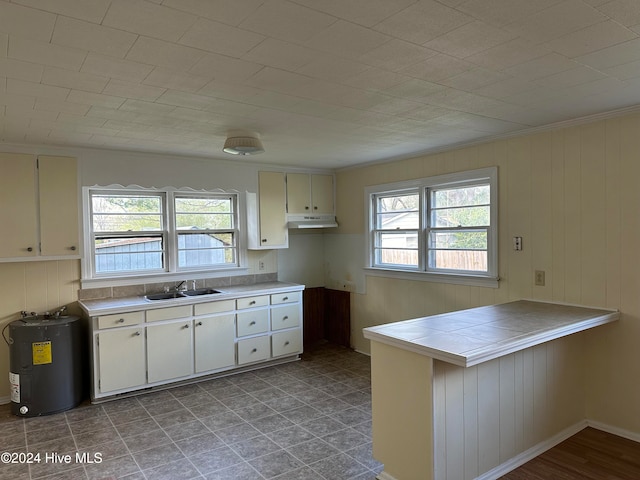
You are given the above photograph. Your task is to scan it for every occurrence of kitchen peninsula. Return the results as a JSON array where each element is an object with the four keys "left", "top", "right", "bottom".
[{"left": 363, "top": 300, "right": 619, "bottom": 480}]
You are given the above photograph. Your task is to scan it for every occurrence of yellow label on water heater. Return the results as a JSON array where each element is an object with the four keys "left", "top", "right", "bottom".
[{"left": 32, "top": 341, "right": 52, "bottom": 365}]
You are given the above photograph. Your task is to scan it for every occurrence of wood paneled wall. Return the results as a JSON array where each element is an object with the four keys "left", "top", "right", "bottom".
[{"left": 303, "top": 287, "right": 350, "bottom": 347}]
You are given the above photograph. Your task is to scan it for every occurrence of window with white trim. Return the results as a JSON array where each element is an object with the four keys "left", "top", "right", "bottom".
[
  {"left": 85, "top": 188, "right": 240, "bottom": 280},
  {"left": 366, "top": 167, "right": 498, "bottom": 285}
]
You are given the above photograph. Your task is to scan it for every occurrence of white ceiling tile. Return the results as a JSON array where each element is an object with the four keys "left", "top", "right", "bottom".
[
  {"left": 297, "top": 56, "right": 371, "bottom": 84},
  {"left": 52, "top": 16, "right": 138, "bottom": 59},
  {"left": 341, "top": 68, "right": 408, "bottom": 91},
  {"left": 242, "top": 39, "right": 316, "bottom": 71},
  {"left": 162, "top": 0, "right": 263, "bottom": 26},
  {"left": 425, "top": 21, "right": 516, "bottom": 59},
  {"left": 545, "top": 20, "right": 637, "bottom": 58},
  {"left": 102, "top": 80, "right": 166, "bottom": 102},
  {"left": 103, "top": 0, "right": 197, "bottom": 41},
  {"left": 239, "top": 0, "right": 336, "bottom": 43},
  {"left": 597, "top": 0, "right": 640, "bottom": 27},
  {"left": 126, "top": 37, "right": 205, "bottom": 70},
  {"left": 243, "top": 67, "right": 315, "bottom": 94},
  {"left": 359, "top": 39, "right": 438, "bottom": 71},
  {"left": 400, "top": 53, "right": 474, "bottom": 82},
  {"left": 604, "top": 59, "right": 640, "bottom": 80},
  {"left": 465, "top": 38, "right": 551, "bottom": 69},
  {"left": 306, "top": 20, "right": 392, "bottom": 59},
  {"left": 534, "top": 65, "right": 608, "bottom": 88},
  {"left": 507, "top": 0, "right": 607, "bottom": 43},
  {"left": 374, "top": 0, "right": 474, "bottom": 44},
  {"left": 472, "top": 76, "right": 539, "bottom": 99},
  {"left": 0, "top": 91, "right": 35, "bottom": 109},
  {"left": 118, "top": 99, "right": 177, "bottom": 116},
  {"left": 404, "top": 104, "right": 453, "bottom": 122},
  {"left": 0, "top": 57, "right": 43, "bottom": 82},
  {"left": 439, "top": 67, "right": 510, "bottom": 91},
  {"left": 382, "top": 78, "right": 447, "bottom": 100},
  {"left": 0, "top": 1, "right": 56, "bottom": 43},
  {"left": 67, "top": 90, "right": 127, "bottom": 109},
  {"left": 42, "top": 67, "right": 109, "bottom": 94},
  {"left": 504, "top": 53, "right": 578, "bottom": 80},
  {"left": 57, "top": 113, "right": 108, "bottom": 128},
  {"left": 81, "top": 53, "right": 154, "bottom": 83},
  {"left": 143, "top": 68, "right": 211, "bottom": 93},
  {"left": 189, "top": 53, "right": 263, "bottom": 83},
  {"left": 13, "top": 0, "right": 111, "bottom": 22},
  {"left": 179, "top": 18, "right": 265, "bottom": 57},
  {"left": 288, "top": 0, "right": 417, "bottom": 28},
  {"left": 197, "top": 80, "right": 261, "bottom": 102},
  {"left": 6, "top": 104, "right": 59, "bottom": 121},
  {"left": 457, "top": 0, "right": 563, "bottom": 27},
  {"left": 7, "top": 78, "right": 69, "bottom": 100},
  {"left": 86, "top": 106, "right": 142, "bottom": 123},
  {"left": 154, "top": 90, "right": 220, "bottom": 110},
  {"left": 0, "top": 33, "right": 7, "bottom": 57},
  {"left": 8, "top": 37, "right": 86, "bottom": 71},
  {"left": 575, "top": 37, "right": 640, "bottom": 70},
  {"left": 34, "top": 99, "right": 90, "bottom": 115}
]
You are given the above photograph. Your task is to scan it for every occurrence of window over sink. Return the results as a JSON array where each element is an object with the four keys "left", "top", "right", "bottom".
[{"left": 82, "top": 186, "right": 244, "bottom": 286}]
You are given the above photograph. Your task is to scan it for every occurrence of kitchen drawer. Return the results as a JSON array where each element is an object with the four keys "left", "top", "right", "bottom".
[
  {"left": 97, "top": 311, "right": 144, "bottom": 330},
  {"left": 272, "top": 330, "right": 302, "bottom": 357},
  {"left": 194, "top": 299, "right": 235, "bottom": 316},
  {"left": 237, "top": 335, "right": 270, "bottom": 365},
  {"left": 237, "top": 309, "right": 269, "bottom": 337},
  {"left": 237, "top": 295, "right": 269, "bottom": 310},
  {"left": 270, "top": 304, "right": 300, "bottom": 331},
  {"left": 146, "top": 305, "right": 192, "bottom": 322},
  {"left": 270, "top": 291, "right": 301, "bottom": 305}
]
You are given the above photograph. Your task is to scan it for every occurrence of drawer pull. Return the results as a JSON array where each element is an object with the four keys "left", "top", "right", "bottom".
[
  {"left": 284, "top": 341, "right": 290, "bottom": 346},
  {"left": 249, "top": 300, "right": 256, "bottom": 305},
  {"left": 196, "top": 321, "right": 203, "bottom": 326},
  {"left": 249, "top": 321, "right": 256, "bottom": 326},
  {"left": 282, "top": 316, "right": 289, "bottom": 321},
  {"left": 70, "top": 246, "right": 77, "bottom": 251},
  {"left": 283, "top": 296, "right": 288, "bottom": 301},
  {"left": 183, "top": 324, "right": 190, "bottom": 329},
  {"left": 117, "top": 318, "right": 125, "bottom": 324},
  {"left": 251, "top": 348, "right": 257, "bottom": 353},
  {"left": 133, "top": 331, "right": 141, "bottom": 337},
  {"left": 27, "top": 247, "right": 33, "bottom": 252}
]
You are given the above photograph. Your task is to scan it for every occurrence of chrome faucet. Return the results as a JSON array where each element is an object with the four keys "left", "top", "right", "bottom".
[{"left": 175, "top": 280, "right": 187, "bottom": 292}]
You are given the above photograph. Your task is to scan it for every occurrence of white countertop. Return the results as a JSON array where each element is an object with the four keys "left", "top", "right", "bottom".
[
  {"left": 363, "top": 300, "right": 619, "bottom": 367},
  {"left": 79, "top": 281, "right": 304, "bottom": 316}
]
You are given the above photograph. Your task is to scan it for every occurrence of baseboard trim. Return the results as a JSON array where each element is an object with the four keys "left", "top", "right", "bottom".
[
  {"left": 475, "top": 420, "right": 588, "bottom": 480},
  {"left": 587, "top": 420, "right": 640, "bottom": 443},
  {"left": 376, "top": 472, "right": 398, "bottom": 480},
  {"left": 0, "top": 396, "right": 10, "bottom": 405}
]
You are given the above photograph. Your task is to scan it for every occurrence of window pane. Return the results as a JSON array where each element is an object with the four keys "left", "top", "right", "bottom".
[
  {"left": 175, "top": 197, "right": 233, "bottom": 229},
  {"left": 432, "top": 205, "right": 490, "bottom": 228},
  {"left": 95, "top": 236, "right": 163, "bottom": 273},
  {"left": 177, "top": 233, "right": 235, "bottom": 267},
  {"left": 430, "top": 250, "right": 487, "bottom": 272},
  {"left": 92, "top": 195, "right": 162, "bottom": 231},
  {"left": 432, "top": 185, "right": 489, "bottom": 208},
  {"left": 376, "top": 193, "right": 419, "bottom": 229},
  {"left": 430, "top": 230, "right": 487, "bottom": 250},
  {"left": 375, "top": 232, "right": 419, "bottom": 267}
]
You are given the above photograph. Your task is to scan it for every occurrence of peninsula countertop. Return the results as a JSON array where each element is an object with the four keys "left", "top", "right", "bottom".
[{"left": 363, "top": 300, "right": 619, "bottom": 367}]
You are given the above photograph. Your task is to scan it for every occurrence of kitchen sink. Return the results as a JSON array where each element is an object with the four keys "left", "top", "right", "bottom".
[
  {"left": 182, "top": 288, "right": 222, "bottom": 296},
  {"left": 145, "top": 292, "right": 187, "bottom": 301}
]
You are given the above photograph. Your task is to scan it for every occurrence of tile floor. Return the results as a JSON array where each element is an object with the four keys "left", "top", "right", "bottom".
[{"left": 0, "top": 343, "right": 382, "bottom": 480}]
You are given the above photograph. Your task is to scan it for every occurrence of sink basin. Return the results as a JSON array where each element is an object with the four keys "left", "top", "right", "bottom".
[
  {"left": 145, "top": 292, "right": 187, "bottom": 301},
  {"left": 182, "top": 288, "right": 222, "bottom": 296}
]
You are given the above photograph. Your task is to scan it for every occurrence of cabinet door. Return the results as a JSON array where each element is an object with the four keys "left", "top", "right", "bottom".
[
  {"left": 0, "top": 153, "right": 38, "bottom": 258},
  {"left": 147, "top": 322, "right": 193, "bottom": 383},
  {"left": 38, "top": 156, "right": 79, "bottom": 256},
  {"left": 98, "top": 328, "right": 146, "bottom": 393},
  {"left": 194, "top": 314, "right": 236, "bottom": 373},
  {"left": 286, "top": 173, "right": 311, "bottom": 214},
  {"left": 258, "top": 171, "right": 287, "bottom": 247},
  {"left": 311, "top": 174, "right": 334, "bottom": 214}
]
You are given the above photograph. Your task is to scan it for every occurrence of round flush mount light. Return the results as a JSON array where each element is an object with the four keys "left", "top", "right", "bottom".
[{"left": 223, "top": 136, "right": 265, "bottom": 155}]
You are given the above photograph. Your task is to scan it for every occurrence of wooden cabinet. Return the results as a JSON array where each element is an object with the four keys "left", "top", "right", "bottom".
[
  {"left": 97, "top": 327, "right": 146, "bottom": 393},
  {"left": 247, "top": 171, "right": 288, "bottom": 249},
  {"left": 147, "top": 321, "right": 193, "bottom": 383},
  {"left": 286, "top": 173, "right": 334, "bottom": 215},
  {"left": 194, "top": 313, "right": 235, "bottom": 373},
  {"left": 0, "top": 153, "right": 79, "bottom": 260}
]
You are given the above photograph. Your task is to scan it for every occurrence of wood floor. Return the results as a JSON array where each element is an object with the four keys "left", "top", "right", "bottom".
[{"left": 500, "top": 427, "right": 640, "bottom": 479}]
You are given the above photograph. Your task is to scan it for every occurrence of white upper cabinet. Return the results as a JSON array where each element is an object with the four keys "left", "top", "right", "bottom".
[
  {"left": 0, "top": 153, "right": 79, "bottom": 260},
  {"left": 286, "top": 173, "right": 334, "bottom": 215},
  {"left": 247, "top": 171, "right": 288, "bottom": 249}
]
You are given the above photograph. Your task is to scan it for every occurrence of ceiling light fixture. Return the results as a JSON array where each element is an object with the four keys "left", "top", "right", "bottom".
[{"left": 223, "top": 135, "right": 265, "bottom": 155}]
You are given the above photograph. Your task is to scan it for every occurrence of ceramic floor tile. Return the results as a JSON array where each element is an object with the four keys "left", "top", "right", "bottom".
[{"left": 248, "top": 450, "right": 303, "bottom": 479}]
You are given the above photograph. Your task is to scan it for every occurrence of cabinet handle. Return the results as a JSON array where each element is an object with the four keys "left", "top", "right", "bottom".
[
  {"left": 249, "top": 301, "right": 256, "bottom": 305},
  {"left": 27, "top": 247, "right": 33, "bottom": 252},
  {"left": 261, "top": 238, "right": 267, "bottom": 243},
  {"left": 313, "top": 206, "right": 318, "bottom": 210},
  {"left": 249, "top": 321, "right": 256, "bottom": 326},
  {"left": 196, "top": 321, "right": 203, "bottom": 326},
  {"left": 305, "top": 206, "right": 309, "bottom": 210},
  {"left": 133, "top": 331, "right": 141, "bottom": 336},
  {"left": 69, "top": 246, "right": 77, "bottom": 251},
  {"left": 117, "top": 318, "right": 125, "bottom": 324},
  {"left": 283, "top": 297, "right": 288, "bottom": 301},
  {"left": 284, "top": 341, "right": 290, "bottom": 346},
  {"left": 183, "top": 324, "right": 190, "bottom": 329},
  {"left": 251, "top": 348, "right": 257, "bottom": 353},
  {"left": 282, "top": 316, "right": 289, "bottom": 321}
]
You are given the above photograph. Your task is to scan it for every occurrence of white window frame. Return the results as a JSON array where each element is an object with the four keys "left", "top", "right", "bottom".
[
  {"left": 81, "top": 185, "right": 247, "bottom": 288},
  {"left": 365, "top": 167, "right": 499, "bottom": 288}
]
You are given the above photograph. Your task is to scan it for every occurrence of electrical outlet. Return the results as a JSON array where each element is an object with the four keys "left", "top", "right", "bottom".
[
  {"left": 535, "top": 270, "right": 545, "bottom": 286},
  {"left": 259, "top": 261, "right": 265, "bottom": 271}
]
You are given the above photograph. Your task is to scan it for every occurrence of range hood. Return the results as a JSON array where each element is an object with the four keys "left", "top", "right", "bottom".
[{"left": 287, "top": 214, "right": 338, "bottom": 229}]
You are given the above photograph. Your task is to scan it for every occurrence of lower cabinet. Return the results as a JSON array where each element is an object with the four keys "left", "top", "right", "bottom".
[
  {"left": 147, "top": 321, "right": 193, "bottom": 383},
  {"left": 194, "top": 313, "right": 235, "bottom": 373},
  {"left": 90, "top": 287, "right": 304, "bottom": 400},
  {"left": 97, "top": 327, "right": 146, "bottom": 392}
]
